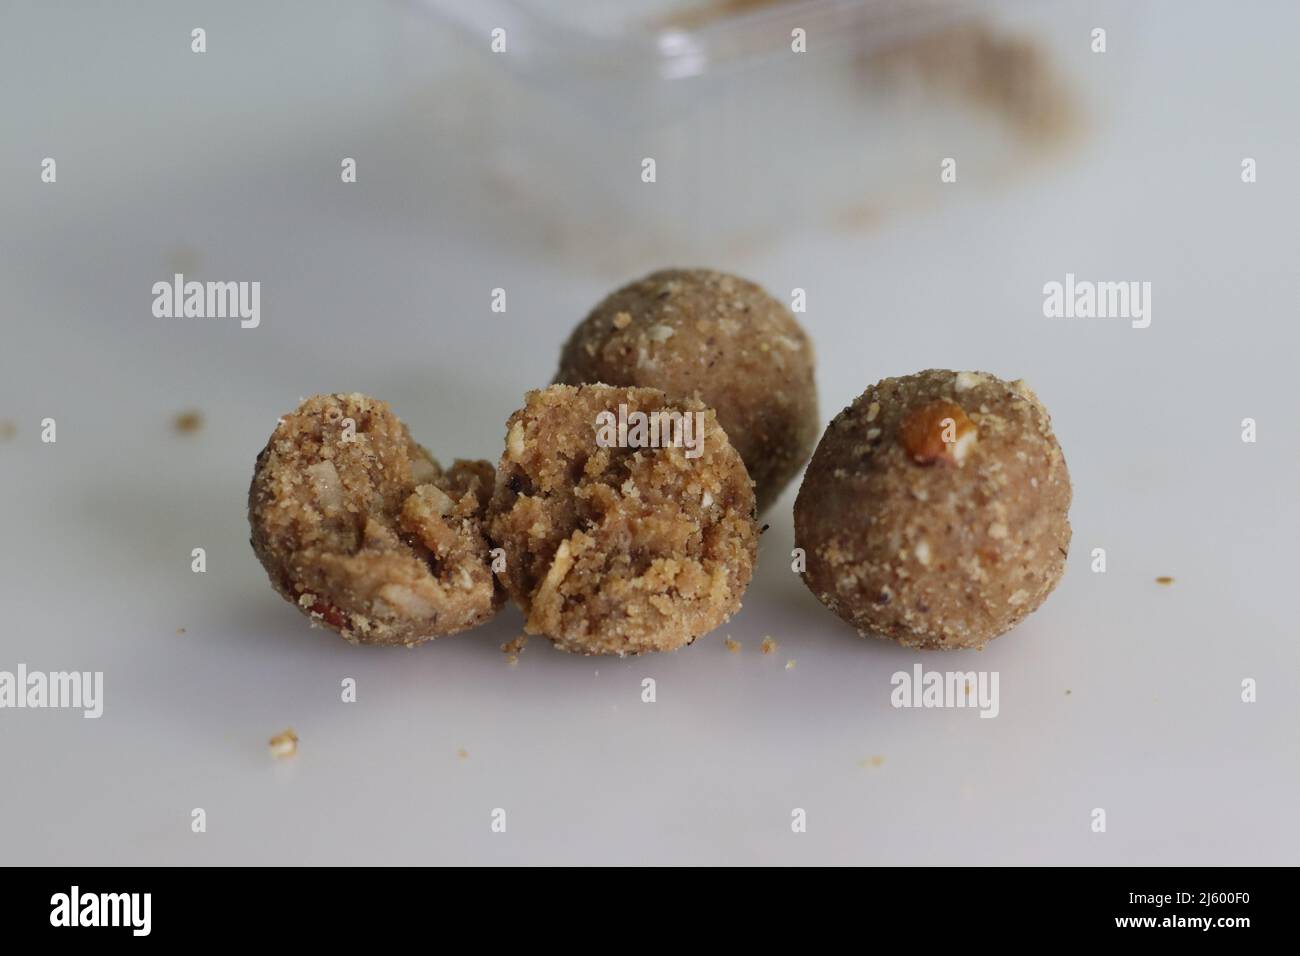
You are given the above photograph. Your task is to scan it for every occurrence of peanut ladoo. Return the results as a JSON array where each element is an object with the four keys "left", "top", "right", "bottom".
[
  {"left": 486, "top": 384, "right": 758, "bottom": 656},
  {"left": 248, "top": 393, "right": 501, "bottom": 646},
  {"left": 555, "top": 268, "right": 818, "bottom": 513},
  {"left": 794, "top": 369, "right": 1071, "bottom": 649}
]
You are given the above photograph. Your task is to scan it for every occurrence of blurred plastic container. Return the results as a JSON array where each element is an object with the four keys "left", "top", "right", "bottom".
[{"left": 407, "top": 0, "right": 1130, "bottom": 268}]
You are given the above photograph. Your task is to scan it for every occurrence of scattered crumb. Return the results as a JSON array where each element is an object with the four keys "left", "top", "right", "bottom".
[
  {"left": 785, "top": 659, "right": 796, "bottom": 670},
  {"left": 723, "top": 636, "right": 741, "bottom": 653},
  {"left": 456, "top": 747, "right": 469, "bottom": 760},
  {"left": 501, "top": 634, "right": 528, "bottom": 665},
  {"left": 268, "top": 728, "right": 298, "bottom": 759},
  {"left": 760, "top": 524, "right": 771, "bottom": 534},
  {"left": 0, "top": 420, "right": 15, "bottom": 441},
  {"left": 176, "top": 627, "right": 186, "bottom": 635},
  {"left": 760, "top": 635, "right": 778, "bottom": 655},
  {"left": 1155, "top": 576, "right": 1174, "bottom": 585},
  {"left": 1065, "top": 689, "right": 1072, "bottom": 696},
  {"left": 858, "top": 755, "right": 885, "bottom": 769},
  {"left": 173, "top": 410, "right": 203, "bottom": 434}
]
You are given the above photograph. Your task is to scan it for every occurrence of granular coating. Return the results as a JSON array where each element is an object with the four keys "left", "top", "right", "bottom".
[
  {"left": 794, "top": 369, "right": 1071, "bottom": 649},
  {"left": 555, "top": 269, "right": 818, "bottom": 513}
]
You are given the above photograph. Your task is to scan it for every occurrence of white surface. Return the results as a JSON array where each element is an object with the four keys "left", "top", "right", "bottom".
[{"left": 1, "top": 1, "right": 1298, "bottom": 865}]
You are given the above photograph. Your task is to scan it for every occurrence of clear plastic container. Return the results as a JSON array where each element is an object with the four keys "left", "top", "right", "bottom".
[{"left": 405, "top": 0, "right": 1134, "bottom": 269}]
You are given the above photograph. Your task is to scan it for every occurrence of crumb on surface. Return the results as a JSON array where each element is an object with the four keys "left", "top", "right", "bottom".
[
  {"left": 859, "top": 755, "right": 885, "bottom": 768},
  {"left": 1155, "top": 576, "right": 1174, "bottom": 585},
  {"left": 176, "top": 627, "right": 186, "bottom": 635},
  {"left": 1065, "top": 689, "right": 1072, "bottom": 695},
  {"left": 457, "top": 747, "right": 469, "bottom": 760},
  {"left": 268, "top": 728, "right": 298, "bottom": 758},
  {"left": 501, "top": 635, "right": 528, "bottom": 665},
  {"left": 785, "top": 659, "right": 796, "bottom": 670},
  {"left": 760, "top": 635, "right": 778, "bottom": 655},
  {"left": 0, "top": 420, "right": 16, "bottom": 441},
  {"left": 174, "top": 410, "right": 203, "bottom": 433},
  {"left": 724, "top": 636, "right": 741, "bottom": 653}
]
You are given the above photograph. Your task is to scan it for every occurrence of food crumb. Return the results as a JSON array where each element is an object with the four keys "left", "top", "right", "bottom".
[
  {"left": 1155, "top": 576, "right": 1174, "bottom": 585},
  {"left": 501, "top": 635, "right": 528, "bottom": 664},
  {"left": 0, "top": 420, "right": 16, "bottom": 441},
  {"left": 760, "top": 635, "right": 778, "bottom": 655},
  {"left": 1065, "top": 689, "right": 1072, "bottom": 696},
  {"left": 723, "top": 636, "right": 741, "bottom": 653},
  {"left": 268, "top": 728, "right": 298, "bottom": 759},
  {"left": 174, "top": 410, "right": 204, "bottom": 434},
  {"left": 785, "top": 659, "right": 796, "bottom": 670},
  {"left": 858, "top": 755, "right": 885, "bottom": 769},
  {"left": 176, "top": 627, "right": 186, "bottom": 635},
  {"left": 456, "top": 747, "right": 469, "bottom": 760}
]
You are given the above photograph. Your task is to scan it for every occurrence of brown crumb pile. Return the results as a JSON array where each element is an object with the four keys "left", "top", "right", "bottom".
[
  {"left": 248, "top": 393, "right": 502, "bottom": 646},
  {"left": 866, "top": 22, "right": 1077, "bottom": 146},
  {"left": 760, "top": 635, "right": 778, "bottom": 655},
  {"left": 174, "top": 411, "right": 204, "bottom": 434},
  {"left": 1155, "top": 576, "right": 1174, "bottom": 585},
  {"left": 268, "top": 728, "right": 298, "bottom": 758},
  {"left": 487, "top": 385, "right": 758, "bottom": 656},
  {"left": 724, "top": 636, "right": 742, "bottom": 653}
]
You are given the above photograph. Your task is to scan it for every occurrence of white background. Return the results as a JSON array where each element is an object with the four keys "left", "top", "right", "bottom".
[{"left": 1, "top": 0, "right": 1297, "bottom": 865}]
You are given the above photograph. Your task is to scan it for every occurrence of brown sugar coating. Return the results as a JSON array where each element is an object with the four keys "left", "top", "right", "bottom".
[
  {"left": 248, "top": 393, "right": 502, "bottom": 646},
  {"left": 794, "top": 370, "right": 1071, "bottom": 649},
  {"left": 554, "top": 268, "right": 818, "bottom": 513},
  {"left": 486, "top": 384, "right": 758, "bottom": 656}
]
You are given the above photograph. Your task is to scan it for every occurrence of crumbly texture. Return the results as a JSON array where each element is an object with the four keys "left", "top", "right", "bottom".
[
  {"left": 794, "top": 370, "right": 1071, "bottom": 649},
  {"left": 486, "top": 384, "right": 758, "bottom": 656},
  {"left": 554, "top": 269, "right": 818, "bottom": 513},
  {"left": 248, "top": 393, "right": 501, "bottom": 646}
]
